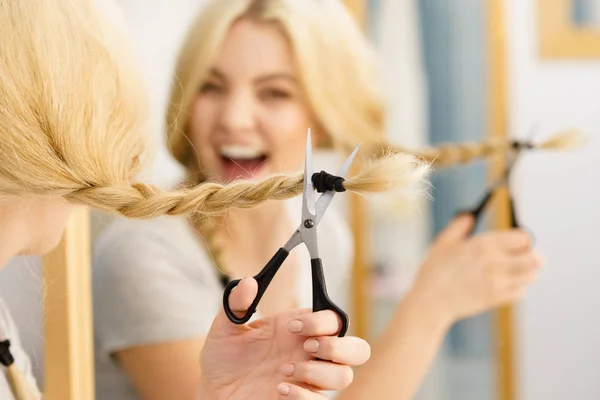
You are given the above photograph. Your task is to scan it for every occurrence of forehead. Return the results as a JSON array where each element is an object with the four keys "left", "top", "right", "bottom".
[{"left": 212, "top": 19, "right": 297, "bottom": 78}]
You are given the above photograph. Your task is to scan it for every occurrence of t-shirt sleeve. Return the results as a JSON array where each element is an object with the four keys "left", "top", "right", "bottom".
[
  {"left": 92, "top": 218, "right": 221, "bottom": 361},
  {"left": 0, "top": 297, "right": 41, "bottom": 396}
]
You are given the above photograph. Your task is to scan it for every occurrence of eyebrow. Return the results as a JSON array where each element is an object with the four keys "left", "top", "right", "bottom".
[
  {"left": 208, "top": 68, "right": 297, "bottom": 84},
  {"left": 254, "top": 73, "right": 297, "bottom": 84}
]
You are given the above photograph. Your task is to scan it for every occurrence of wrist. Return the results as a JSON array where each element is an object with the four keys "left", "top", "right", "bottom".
[{"left": 403, "top": 278, "right": 456, "bottom": 332}]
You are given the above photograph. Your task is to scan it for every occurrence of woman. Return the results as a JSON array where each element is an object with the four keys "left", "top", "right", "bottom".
[
  {"left": 0, "top": 0, "right": 375, "bottom": 399},
  {"left": 92, "top": 1, "right": 543, "bottom": 400}
]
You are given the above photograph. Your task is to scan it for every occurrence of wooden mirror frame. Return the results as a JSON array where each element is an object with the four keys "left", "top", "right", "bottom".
[
  {"left": 538, "top": 0, "right": 600, "bottom": 58},
  {"left": 43, "top": 207, "right": 94, "bottom": 400}
]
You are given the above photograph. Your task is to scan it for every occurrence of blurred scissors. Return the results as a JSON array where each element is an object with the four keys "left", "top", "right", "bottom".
[
  {"left": 458, "top": 128, "right": 536, "bottom": 235},
  {"left": 222, "top": 129, "right": 360, "bottom": 337}
]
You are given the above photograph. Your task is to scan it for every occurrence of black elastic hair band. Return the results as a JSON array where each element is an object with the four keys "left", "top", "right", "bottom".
[
  {"left": 511, "top": 140, "right": 535, "bottom": 150},
  {"left": 311, "top": 171, "right": 346, "bottom": 193},
  {"left": 0, "top": 340, "right": 14, "bottom": 367}
]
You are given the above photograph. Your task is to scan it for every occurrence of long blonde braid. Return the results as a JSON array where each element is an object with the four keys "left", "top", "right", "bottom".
[
  {"left": 62, "top": 152, "right": 429, "bottom": 219},
  {"left": 355, "top": 128, "right": 585, "bottom": 167}
]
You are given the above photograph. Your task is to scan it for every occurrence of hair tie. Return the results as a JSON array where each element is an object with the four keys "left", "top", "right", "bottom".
[
  {"left": 0, "top": 340, "right": 15, "bottom": 367},
  {"left": 311, "top": 171, "right": 346, "bottom": 193},
  {"left": 511, "top": 140, "right": 535, "bottom": 150}
]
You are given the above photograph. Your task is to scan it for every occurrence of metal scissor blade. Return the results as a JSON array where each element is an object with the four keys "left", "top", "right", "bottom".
[
  {"left": 314, "top": 144, "right": 361, "bottom": 225},
  {"left": 302, "top": 129, "right": 316, "bottom": 218}
]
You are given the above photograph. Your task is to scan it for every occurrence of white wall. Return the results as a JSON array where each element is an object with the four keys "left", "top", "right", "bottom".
[{"left": 507, "top": 1, "right": 600, "bottom": 399}]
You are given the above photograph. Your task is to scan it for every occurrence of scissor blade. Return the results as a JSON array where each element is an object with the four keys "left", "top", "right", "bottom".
[
  {"left": 314, "top": 144, "right": 361, "bottom": 225},
  {"left": 302, "top": 129, "right": 316, "bottom": 218}
]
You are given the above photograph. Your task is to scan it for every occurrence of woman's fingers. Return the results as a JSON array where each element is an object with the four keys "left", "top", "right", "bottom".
[
  {"left": 287, "top": 310, "right": 342, "bottom": 337},
  {"left": 302, "top": 336, "right": 371, "bottom": 366},
  {"left": 494, "top": 252, "right": 542, "bottom": 301},
  {"left": 506, "top": 251, "right": 543, "bottom": 275},
  {"left": 227, "top": 277, "right": 258, "bottom": 318},
  {"left": 277, "top": 383, "right": 328, "bottom": 399},
  {"left": 508, "top": 267, "right": 540, "bottom": 290},
  {"left": 213, "top": 277, "right": 258, "bottom": 334},
  {"left": 280, "top": 361, "right": 353, "bottom": 391},
  {"left": 477, "top": 229, "right": 532, "bottom": 253}
]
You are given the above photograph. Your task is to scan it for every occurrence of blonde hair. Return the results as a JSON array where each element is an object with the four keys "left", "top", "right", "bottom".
[{"left": 0, "top": 0, "right": 148, "bottom": 200}]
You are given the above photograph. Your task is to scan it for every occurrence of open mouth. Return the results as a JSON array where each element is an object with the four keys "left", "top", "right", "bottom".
[{"left": 218, "top": 145, "right": 269, "bottom": 180}]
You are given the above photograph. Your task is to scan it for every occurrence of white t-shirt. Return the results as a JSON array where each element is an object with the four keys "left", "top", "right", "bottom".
[
  {"left": 0, "top": 297, "right": 39, "bottom": 400},
  {"left": 92, "top": 196, "right": 353, "bottom": 400}
]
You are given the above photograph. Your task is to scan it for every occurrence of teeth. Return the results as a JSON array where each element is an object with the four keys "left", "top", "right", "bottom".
[{"left": 219, "top": 145, "right": 265, "bottom": 160}]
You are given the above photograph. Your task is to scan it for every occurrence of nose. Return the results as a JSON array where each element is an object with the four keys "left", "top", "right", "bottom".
[{"left": 218, "top": 90, "right": 255, "bottom": 135}]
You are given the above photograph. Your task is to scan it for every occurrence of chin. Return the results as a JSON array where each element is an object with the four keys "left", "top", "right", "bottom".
[
  {"left": 22, "top": 222, "right": 69, "bottom": 256},
  {"left": 21, "top": 232, "right": 65, "bottom": 256}
]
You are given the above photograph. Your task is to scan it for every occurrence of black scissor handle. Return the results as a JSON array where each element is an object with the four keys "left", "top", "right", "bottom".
[
  {"left": 311, "top": 258, "right": 349, "bottom": 337},
  {"left": 454, "top": 189, "right": 496, "bottom": 234},
  {"left": 223, "top": 248, "right": 289, "bottom": 324},
  {"left": 508, "top": 195, "right": 519, "bottom": 229},
  {"left": 508, "top": 195, "right": 536, "bottom": 246},
  {"left": 455, "top": 191, "right": 536, "bottom": 246}
]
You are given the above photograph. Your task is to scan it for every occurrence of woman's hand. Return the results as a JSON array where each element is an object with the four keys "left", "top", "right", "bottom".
[
  {"left": 199, "top": 278, "right": 371, "bottom": 400},
  {"left": 412, "top": 214, "right": 542, "bottom": 324}
]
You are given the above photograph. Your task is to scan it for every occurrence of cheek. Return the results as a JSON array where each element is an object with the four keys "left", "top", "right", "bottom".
[
  {"left": 261, "top": 104, "right": 312, "bottom": 170},
  {"left": 189, "top": 98, "right": 216, "bottom": 148},
  {"left": 189, "top": 98, "right": 220, "bottom": 171}
]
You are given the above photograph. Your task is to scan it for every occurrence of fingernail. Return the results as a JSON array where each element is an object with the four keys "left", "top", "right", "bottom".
[
  {"left": 304, "top": 339, "right": 319, "bottom": 353},
  {"left": 280, "top": 364, "right": 295, "bottom": 376},
  {"left": 277, "top": 383, "right": 290, "bottom": 395},
  {"left": 288, "top": 320, "right": 303, "bottom": 333}
]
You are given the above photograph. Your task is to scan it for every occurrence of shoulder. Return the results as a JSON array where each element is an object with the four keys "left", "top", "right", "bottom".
[
  {"left": 92, "top": 215, "right": 218, "bottom": 285},
  {"left": 94, "top": 215, "right": 200, "bottom": 263},
  {"left": 92, "top": 218, "right": 222, "bottom": 353}
]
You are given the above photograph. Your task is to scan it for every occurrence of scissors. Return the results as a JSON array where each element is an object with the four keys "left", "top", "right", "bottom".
[
  {"left": 457, "top": 129, "right": 539, "bottom": 237},
  {"left": 222, "top": 129, "right": 360, "bottom": 337}
]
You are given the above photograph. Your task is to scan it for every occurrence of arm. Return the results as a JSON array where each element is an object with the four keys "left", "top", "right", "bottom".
[
  {"left": 114, "top": 338, "right": 206, "bottom": 400},
  {"left": 336, "top": 284, "right": 451, "bottom": 400},
  {"left": 338, "top": 215, "right": 540, "bottom": 400}
]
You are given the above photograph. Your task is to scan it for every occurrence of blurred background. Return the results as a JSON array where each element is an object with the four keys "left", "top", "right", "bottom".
[{"left": 1, "top": 0, "right": 600, "bottom": 399}]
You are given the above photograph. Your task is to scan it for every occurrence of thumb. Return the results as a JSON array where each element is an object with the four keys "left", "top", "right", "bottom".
[
  {"left": 433, "top": 214, "right": 475, "bottom": 247},
  {"left": 213, "top": 277, "right": 258, "bottom": 334}
]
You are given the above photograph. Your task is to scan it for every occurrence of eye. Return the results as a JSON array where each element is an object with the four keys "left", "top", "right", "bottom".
[
  {"left": 259, "top": 88, "right": 291, "bottom": 101},
  {"left": 199, "top": 82, "right": 223, "bottom": 94}
]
